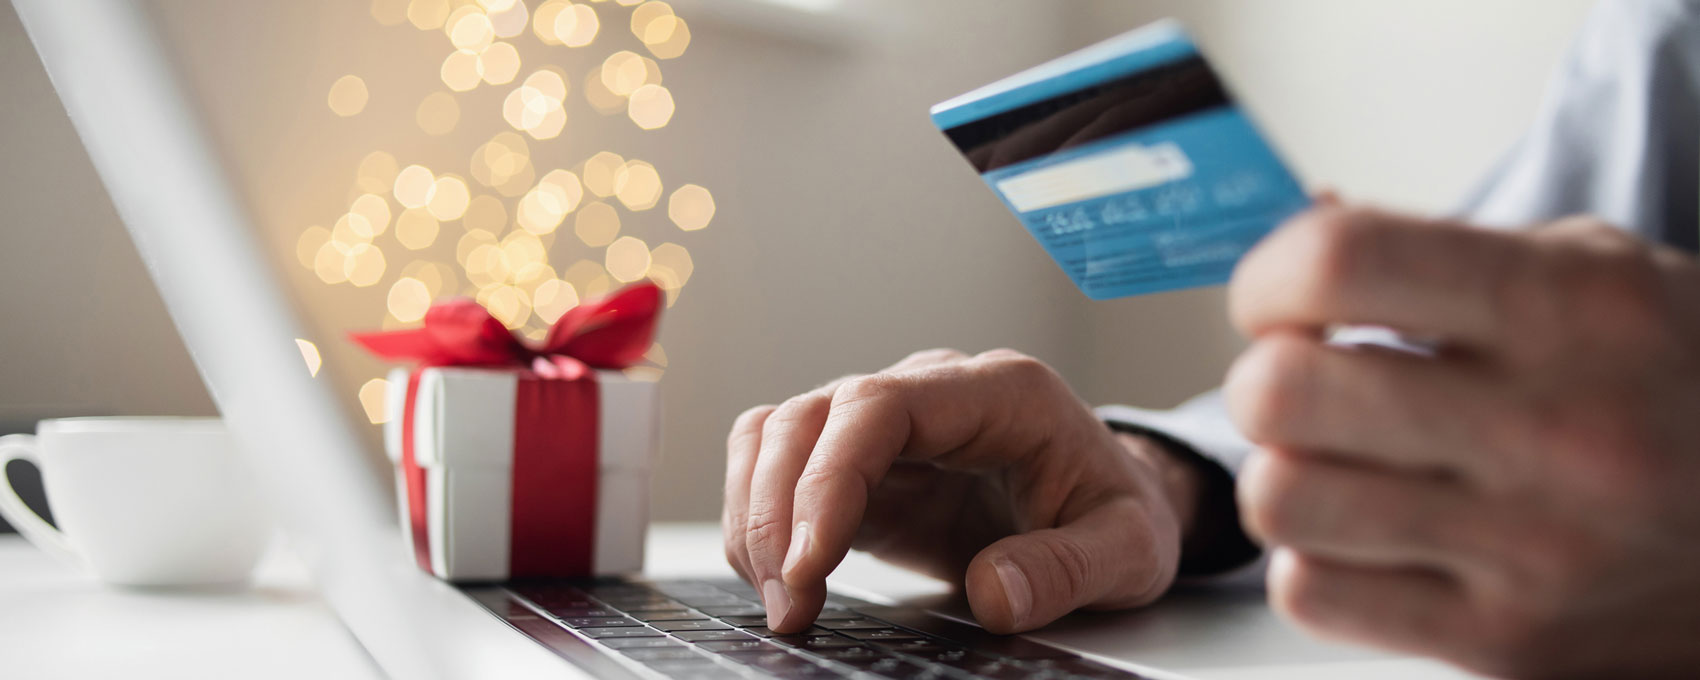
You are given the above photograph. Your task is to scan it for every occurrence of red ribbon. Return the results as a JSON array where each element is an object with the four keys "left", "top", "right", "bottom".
[{"left": 352, "top": 281, "right": 662, "bottom": 576}]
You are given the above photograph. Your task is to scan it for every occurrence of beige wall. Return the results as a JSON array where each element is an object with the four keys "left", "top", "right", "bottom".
[{"left": 0, "top": 1, "right": 1594, "bottom": 520}]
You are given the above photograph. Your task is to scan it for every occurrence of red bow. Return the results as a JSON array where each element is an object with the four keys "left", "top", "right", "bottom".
[{"left": 351, "top": 281, "right": 663, "bottom": 377}]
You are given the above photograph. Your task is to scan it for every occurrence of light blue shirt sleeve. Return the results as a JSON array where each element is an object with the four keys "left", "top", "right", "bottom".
[{"left": 1100, "top": 0, "right": 1700, "bottom": 473}]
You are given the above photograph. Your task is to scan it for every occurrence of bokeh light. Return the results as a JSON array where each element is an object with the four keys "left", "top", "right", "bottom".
[
  {"left": 668, "top": 183, "right": 715, "bottom": 231},
  {"left": 350, "top": 193, "right": 393, "bottom": 236},
  {"left": 626, "top": 83, "right": 674, "bottom": 129},
  {"left": 296, "top": 225, "right": 330, "bottom": 269},
  {"left": 394, "top": 164, "right": 436, "bottom": 209},
  {"left": 600, "top": 50, "right": 653, "bottom": 96},
  {"left": 479, "top": 42, "right": 522, "bottom": 85},
  {"left": 614, "top": 160, "right": 662, "bottom": 210},
  {"left": 573, "top": 200, "right": 621, "bottom": 246},
  {"left": 441, "top": 49, "right": 485, "bottom": 92},
  {"left": 359, "top": 377, "right": 391, "bottom": 424},
  {"left": 395, "top": 208, "right": 441, "bottom": 250},
  {"left": 463, "top": 194, "right": 508, "bottom": 233},
  {"left": 345, "top": 243, "right": 388, "bottom": 287},
  {"left": 328, "top": 75, "right": 369, "bottom": 117},
  {"left": 296, "top": 338, "right": 324, "bottom": 377},
  {"left": 533, "top": 278, "right": 580, "bottom": 324},
  {"left": 448, "top": 10, "right": 495, "bottom": 52},
  {"left": 357, "top": 151, "right": 400, "bottom": 194},
  {"left": 416, "top": 91, "right": 461, "bottom": 136},
  {"left": 371, "top": 0, "right": 409, "bottom": 27},
  {"left": 605, "top": 235, "right": 652, "bottom": 282},
  {"left": 648, "top": 242, "right": 693, "bottom": 288},
  {"left": 644, "top": 15, "right": 690, "bottom": 59},
  {"left": 428, "top": 175, "right": 471, "bottom": 220},
  {"left": 582, "top": 151, "right": 625, "bottom": 197},
  {"left": 456, "top": 229, "right": 499, "bottom": 267}
]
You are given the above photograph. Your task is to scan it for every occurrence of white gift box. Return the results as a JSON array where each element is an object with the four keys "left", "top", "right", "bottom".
[{"left": 383, "top": 366, "right": 657, "bottom": 581}]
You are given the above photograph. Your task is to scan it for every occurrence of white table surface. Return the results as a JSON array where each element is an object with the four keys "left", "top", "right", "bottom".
[{"left": 0, "top": 523, "right": 1477, "bottom": 680}]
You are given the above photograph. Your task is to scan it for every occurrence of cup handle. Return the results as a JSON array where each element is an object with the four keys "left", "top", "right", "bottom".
[{"left": 0, "top": 434, "right": 81, "bottom": 566}]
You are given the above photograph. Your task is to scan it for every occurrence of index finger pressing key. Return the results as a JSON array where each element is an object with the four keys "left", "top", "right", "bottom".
[{"left": 770, "top": 357, "right": 1062, "bottom": 632}]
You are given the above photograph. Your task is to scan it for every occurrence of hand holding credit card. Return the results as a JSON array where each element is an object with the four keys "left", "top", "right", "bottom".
[{"left": 932, "top": 19, "right": 1310, "bottom": 299}]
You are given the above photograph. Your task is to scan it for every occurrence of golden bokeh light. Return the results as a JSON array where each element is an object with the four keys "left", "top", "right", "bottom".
[
  {"left": 296, "top": 338, "right": 324, "bottom": 377},
  {"left": 441, "top": 50, "right": 485, "bottom": 92},
  {"left": 644, "top": 341, "right": 667, "bottom": 367},
  {"left": 296, "top": 225, "right": 330, "bottom": 269},
  {"left": 395, "top": 208, "right": 441, "bottom": 250},
  {"left": 463, "top": 194, "right": 507, "bottom": 232},
  {"left": 359, "top": 378, "right": 391, "bottom": 424},
  {"left": 328, "top": 75, "right": 370, "bottom": 117},
  {"left": 582, "top": 151, "right": 625, "bottom": 197},
  {"left": 532, "top": 279, "right": 579, "bottom": 323},
  {"left": 427, "top": 175, "right": 471, "bottom": 220},
  {"left": 394, "top": 164, "right": 436, "bottom": 209},
  {"left": 448, "top": 10, "right": 495, "bottom": 52},
  {"left": 371, "top": 0, "right": 409, "bottom": 26},
  {"left": 554, "top": 3, "right": 601, "bottom": 47},
  {"left": 614, "top": 160, "right": 662, "bottom": 210},
  {"left": 345, "top": 243, "right": 388, "bottom": 287},
  {"left": 668, "top": 183, "right": 715, "bottom": 231},
  {"left": 456, "top": 229, "right": 498, "bottom": 267},
  {"left": 630, "top": 2, "right": 674, "bottom": 41},
  {"left": 387, "top": 277, "right": 433, "bottom": 322},
  {"left": 416, "top": 91, "right": 461, "bottom": 136},
  {"left": 407, "top": 0, "right": 449, "bottom": 30},
  {"left": 645, "top": 16, "right": 690, "bottom": 59},
  {"left": 315, "top": 241, "right": 352, "bottom": 284},
  {"left": 599, "top": 50, "right": 652, "bottom": 96},
  {"left": 350, "top": 193, "right": 393, "bottom": 236},
  {"left": 532, "top": 0, "right": 568, "bottom": 44},
  {"left": 573, "top": 200, "right": 621, "bottom": 246},
  {"left": 648, "top": 241, "right": 693, "bottom": 287},
  {"left": 357, "top": 151, "right": 400, "bottom": 195},
  {"left": 604, "top": 235, "right": 652, "bottom": 282},
  {"left": 615, "top": 0, "right": 643, "bottom": 7},
  {"left": 471, "top": 132, "right": 531, "bottom": 188},
  {"left": 476, "top": 0, "right": 516, "bottom": 12},
  {"left": 502, "top": 230, "right": 547, "bottom": 270},
  {"left": 478, "top": 42, "right": 522, "bottom": 85},
  {"left": 524, "top": 69, "right": 568, "bottom": 101},
  {"left": 540, "top": 169, "right": 585, "bottom": 209},
  {"left": 466, "top": 243, "right": 512, "bottom": 288},
  {"left": 336, "top": 212, "right": 377, "bottom": 242},
  {"left": 483, "top": 285, "right": 531, "bottom": 329},
  {"left": 626, "top": 84, "right": 674, "bottom": 130},
  {"left": 488, "top": 0, "right": 529, "bottom": 38},
  {"left": 400, "top": 260, "right": 453, "bottom": 298}
]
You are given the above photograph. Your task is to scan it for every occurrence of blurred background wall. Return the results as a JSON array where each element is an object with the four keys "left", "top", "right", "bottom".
[{"left": 0, "top": 0, "right": 1595, "bottom": 526}]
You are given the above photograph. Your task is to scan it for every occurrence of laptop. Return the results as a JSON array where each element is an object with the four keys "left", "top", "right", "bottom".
[{"left": 15, "top": 1, "right": 1450, "bottom": 678}]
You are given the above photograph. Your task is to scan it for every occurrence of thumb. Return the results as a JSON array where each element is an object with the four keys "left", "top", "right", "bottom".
[{"left": 964, "top": 499, "right": 1177, "bottom": 634}]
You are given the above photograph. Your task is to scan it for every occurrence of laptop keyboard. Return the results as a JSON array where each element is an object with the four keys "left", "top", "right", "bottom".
[{"left": 506, "top": 579, "right": 1151, "bottom": 680}]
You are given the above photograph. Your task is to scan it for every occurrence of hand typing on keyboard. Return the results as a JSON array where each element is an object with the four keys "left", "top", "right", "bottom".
[{"left": 723, "top": 349, "right": 1217, "bottom": 634}]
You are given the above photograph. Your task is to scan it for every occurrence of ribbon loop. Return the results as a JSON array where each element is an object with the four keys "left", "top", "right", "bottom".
[{"left": 352, "top": 280, "right": 662, "bottom": 373}]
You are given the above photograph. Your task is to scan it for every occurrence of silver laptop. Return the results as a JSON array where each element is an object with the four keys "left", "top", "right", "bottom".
[{"left": 15, "top": 2, "right": 1444, "bottom": 679}]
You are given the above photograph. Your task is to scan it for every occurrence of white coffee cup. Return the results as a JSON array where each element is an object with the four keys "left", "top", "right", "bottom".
[{"left": 0, "top": 417, "right": 271, "bottom": 587}]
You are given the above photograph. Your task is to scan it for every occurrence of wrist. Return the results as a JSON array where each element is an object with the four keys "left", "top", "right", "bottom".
[{"left": 1108, "top": 424, "right": 1261, "bottom": 576}]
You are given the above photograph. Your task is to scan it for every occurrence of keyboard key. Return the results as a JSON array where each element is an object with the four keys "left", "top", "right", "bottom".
[
  {"left": 719, "top": 615, "right": 769, "bottom": 627},
  {"left": 673, "top": 593, "right": 750, "bottom": 607},
  {"left": 721, "top": 650, "right": 809, "bottom": 669},
  {"left": 562, "top": 616, "right": 639, "bottom": 628},
  {"left": 834, "top": 656, "right": 937, "bottom": 679},
  {"left": 840, "top": 628, "right": 923, "bottom": 642},
  {"left": 770, "top": 634, "right": 864, "bottom": 651},
  {"left": 745, "top": 625, "right": 830, "bottom": 638},
  {"left": 577, "top": 626, "right": 663, "bottom": 639},
  {"left": 633, "top": 609, "right": 706, "bottom": 622},
  {"left": 812, "top": 608, "right": 860, "bottom": 620},
  {"left": 653, "top": 620, "right": 733, "bottom": 632},
  {"left": 808, "top": 645, "right": 887, "bottom": 662},
  {"left": 546, "top": 606, "right": 620, "bottom": 619},
  {"left": 901, "top": 647, "right": 972, "bottom": 663},
  {"left": 874, "top": 639, "right": 955, "bottom": 654},
  {"left": 696, "top": 605, "right": 768, "bottom": 617},
  {"left": 693, "top": 639, "right": 770, "bottom": 654},
  {"left": 815, "top": 617, "right": 892, "bottom": 630},
  {"left": 599, "top": 637, "right": 685, "bottom": 650},
  {"left": 673, "top": 629, "right": 756, "bottom": 642},
  {"left": 617, "top": 647, "right": 707, "bottom": 662},
  {"left": 938, "top": 657, "right": 1038, "bottom": 680}
]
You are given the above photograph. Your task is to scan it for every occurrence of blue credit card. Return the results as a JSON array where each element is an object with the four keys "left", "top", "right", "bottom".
[{"left": 931, "top": 20, "right": 1309, "bottom": 299}]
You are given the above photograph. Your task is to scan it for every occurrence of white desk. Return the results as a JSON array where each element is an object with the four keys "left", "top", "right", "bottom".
[{"left": 0, "top": 524, "right": 1476, "bottom": 680}]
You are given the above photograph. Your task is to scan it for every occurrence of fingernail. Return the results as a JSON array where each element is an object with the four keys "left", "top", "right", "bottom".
[
  {"left": 993, "top": 559, "right": 1031, "bottom": 627},
  {"left": 781, "top": 522, "right": 811, "bottom": 577},
  {"left": 763, "top": 578, "right": 792, "bottom": 629}
]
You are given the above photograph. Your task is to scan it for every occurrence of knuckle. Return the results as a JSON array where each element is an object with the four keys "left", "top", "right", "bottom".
[
  {"left": 902, "top": 348, "right": 968, "bottom": 366},
  {"left": 1225, "top": 336, "right": 1315, "bottom": 444},
  {"left": 765, "top": 393, "right": 829, "bottom": 431},
  {"left": 976, "top": 349, "right": 1061, "bottom": 391},
  {"left": 743, "top": 508, "right": 789, "bottom": 562},
  {"left": 832, "top": 373, "right": 903, "bottom": 410},
  {"left": 727, "top": 404, "right": 777, "bottom": 451},
  {"left": 1237, "top": 453, "right": 1303, "bottom": 543},
  {"left": 1266, "top": 554, "right": 1326, "bottom": 629},
  {"left": 1298, "top": 207, "right": 1378, "bottom": 294}
]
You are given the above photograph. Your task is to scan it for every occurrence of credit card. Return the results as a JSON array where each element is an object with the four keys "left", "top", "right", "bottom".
[{"left": 931, "top": 20, "right": 1309, "bottom": 299}]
